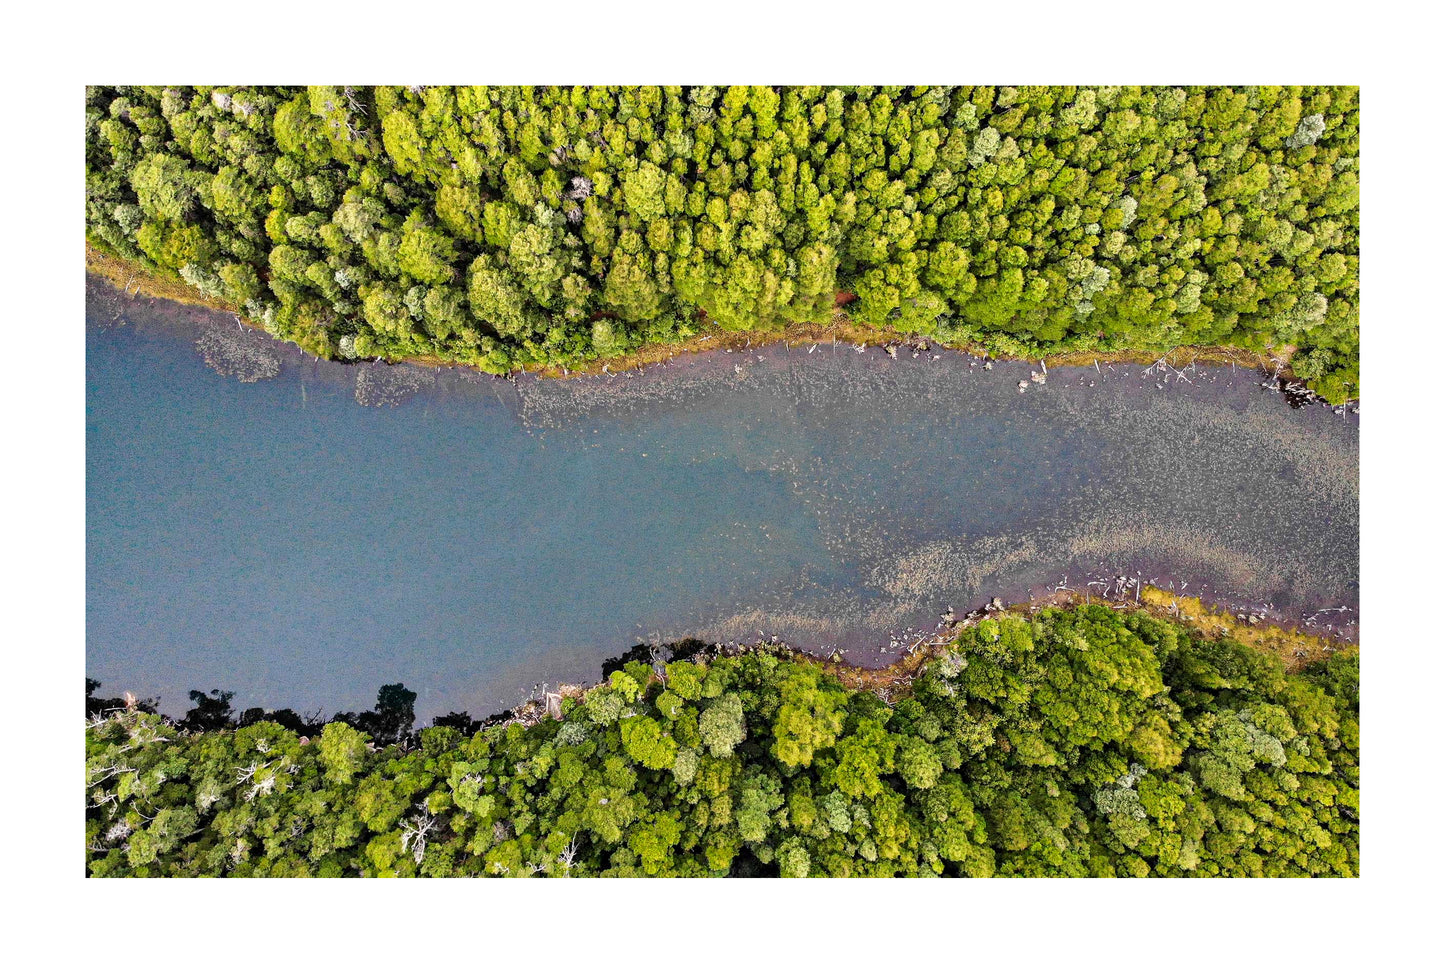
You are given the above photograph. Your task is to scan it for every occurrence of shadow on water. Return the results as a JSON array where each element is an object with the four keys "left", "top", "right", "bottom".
[{"left": 86, "top": 278, "right": 1359, "bottom": 719}]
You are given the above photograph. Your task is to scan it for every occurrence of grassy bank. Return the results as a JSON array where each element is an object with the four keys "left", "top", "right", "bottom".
[{"left": 87, "top": 243, "right": 235, "bottom": 313}]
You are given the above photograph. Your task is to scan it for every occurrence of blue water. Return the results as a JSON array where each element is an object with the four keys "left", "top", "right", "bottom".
[{"left": 86, "top": 279, "right": 1359, "bottom": 720}]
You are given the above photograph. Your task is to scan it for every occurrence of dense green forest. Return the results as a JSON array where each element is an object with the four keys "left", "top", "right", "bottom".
[
  {"left": 86, "top": 605, "right": 1359, "bottom": 877},
  {"left": 85, "top": 85, "right": 1360, "bottom": 401}
]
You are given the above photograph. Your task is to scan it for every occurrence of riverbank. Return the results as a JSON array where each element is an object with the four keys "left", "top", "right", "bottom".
[
  {"left": 85, "top": 244, "right": 1305, "bottom": 392},
  {"left": 87, "top": 589, "right": 1354, "bottom": 735},
  {"left": 87, "top": 592, "right": 1359, "bottom": 878},
  {"left": 497, "top": 588, "right": 1356, "bottom": 728},
  {"left": 86, "top": 244, "right": 235, "bottom": 313}
]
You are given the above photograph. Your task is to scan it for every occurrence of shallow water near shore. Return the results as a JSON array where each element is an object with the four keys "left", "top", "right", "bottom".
[{"left": 86, "top": 278, "right": 1359, "bottom": 719}]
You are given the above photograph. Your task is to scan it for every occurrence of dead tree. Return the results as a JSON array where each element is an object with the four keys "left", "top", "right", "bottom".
[{"left": 399, "top": 805, "right": 439, "bottom": 866}]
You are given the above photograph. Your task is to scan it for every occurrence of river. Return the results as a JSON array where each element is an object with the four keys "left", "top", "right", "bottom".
[{"left": 86, "top": 278, "right": 1360, "bottom": 720}]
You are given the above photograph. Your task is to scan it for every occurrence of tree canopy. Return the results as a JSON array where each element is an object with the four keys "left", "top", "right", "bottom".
[
  {"left": 86, "top": 85, "right": 1360, "bottom": 401},
  {"left": 85, "top": 604, "right": 1359, "bottom": 877}
]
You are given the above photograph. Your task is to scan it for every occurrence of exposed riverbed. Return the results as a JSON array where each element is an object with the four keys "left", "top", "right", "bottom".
[{"left": 86, "top": 278, "right": 1359, "bottom": 720}]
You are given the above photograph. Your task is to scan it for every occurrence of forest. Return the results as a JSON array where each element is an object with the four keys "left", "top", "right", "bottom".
[
  {"left": 85, "top": 85, "right": 1360, "bottom": 402},
  {"left": 85, "top": 605, "right": 1359, "bottom": 877}
]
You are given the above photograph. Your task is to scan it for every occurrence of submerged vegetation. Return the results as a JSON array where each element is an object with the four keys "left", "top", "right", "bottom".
[
  {"left": 86, "top": 603, "right": 1358, "bottom": 877},
  {"left": 86, "top": 85, "right": 1359, "bottom": 401}
]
